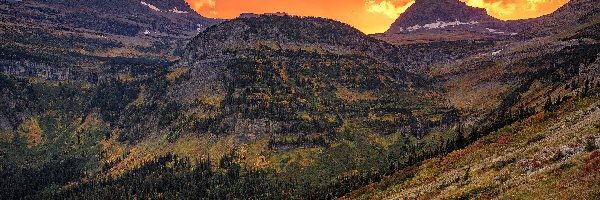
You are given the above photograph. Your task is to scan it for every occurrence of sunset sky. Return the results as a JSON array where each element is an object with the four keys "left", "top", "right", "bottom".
[{"left": 184, "top": 0, "right": 570, "bottom": 34}]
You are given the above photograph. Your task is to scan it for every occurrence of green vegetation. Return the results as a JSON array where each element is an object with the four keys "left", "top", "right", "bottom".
[
  {"left": 346, "top": 84, "right": 600, "bottom": 199},
  {"left": 586, "top": 138, "right": 599, "bottom": 152},
  {"left": 1, "top": 6, "right": 599, "bottom": 199}
]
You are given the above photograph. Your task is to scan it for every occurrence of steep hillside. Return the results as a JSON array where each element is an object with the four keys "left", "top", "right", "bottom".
[
  {"left": 0, "top": 0, "right": 221, "bottom": 81},
  {"left": 0, "top": 0, "right": 598, "bottom": 199},
  {"left": 0, "top": 15, "right": 464, "bottom": 199},
  {"left": 184, "top": 16, "right": 407, "bottom": 69},
  {"left": 427, "top": 2, "right": 600, "bottom": 126},
  {"left": 344, "top": 85, "right": 600, "bottom": 200},
  {"left": 344, "top": 1, "right": 600, "bottom": 198},
  {"left": 521, "top": 0, "right": 600, "bottom": 38},
  {"left": 169, "top": 15, "right": 457, "bottom": 144},
  {"left": 374, "top": 0, "right": 536, "bottom": 72}
]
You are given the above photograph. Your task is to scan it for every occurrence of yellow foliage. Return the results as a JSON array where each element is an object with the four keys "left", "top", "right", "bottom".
[
  {"left": 166, "top": 67, "right": 188, "bottom": 82},
  {"left": 80, "top": 82, "right": 92, "bottom": 90},
  {"left": 256, "top": 92, "right": 272, "bottom": 102},
  {"left": 107, "top": 133, "right": 235, "bottom": 177},
  {"left": 198, "top": 95, "right": 224, "bottom": 107},
  {"left": 0, "top": 131, "right": 14, "bottom": 143},
  {"left": 100, "top": 129, "right": 128, "bottom": 165},
  {"left": 116, "top": 73, "right": 135, "bottom": 82},
  {"left": 336, "top": 86, "right": 377, "bottom": 102},
  {"left": 278, "top": 67, "right": 288, "bottom": 83},
  {"left": 369, "top": 112, "right": 403, "bottom": 123},
  {"left": 17, "top": 118, "right": 44, "bottom": 148},
  {"left": 297, "top": 112, "right": 313, "bottom": 122},
  {"left": 238, "top": 138, "right": 271, "bottom": 169},
  {"left": 133, "top": 86, "right": 145, "bottom": 107},
  {"left": 76, "top": 114, "right": 101, "bottom": 133},
  {"left": 268, "top": 147, "right": 321, "bottom": 171}
]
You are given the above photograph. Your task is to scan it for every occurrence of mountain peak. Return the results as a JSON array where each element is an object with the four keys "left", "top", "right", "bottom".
[{"left": 386, "top": 0, "right": 499, "bottom": 34}]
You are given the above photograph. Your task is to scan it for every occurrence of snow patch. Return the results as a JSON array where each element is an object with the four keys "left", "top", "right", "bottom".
[
  {"left": 486, "top": 28, "right": 506, "bottom": 34},
  {"left": 141, "top": 1, "right": 161, "bottom": 12},
  {"left": 170, "top": 7, "right": 189, "bottom": 14},
  {"left": 423, "top": 20, "right": 479, "bottom": 29},
  {"left": 401, "top": 20, "right": 479, "bottom": 32},
  {"left": 143, "top": 30, "right": 151, "bottom": 35},
  {"left": 492, "top": 50, "right": 502, "bottom": 56}
]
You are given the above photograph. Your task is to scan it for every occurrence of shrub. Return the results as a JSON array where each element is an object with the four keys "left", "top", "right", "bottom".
[
  {"left": 527, "top": 134, "right": 545, "bottom": 144},
  {"left": 586, "top": 139, "right": 599, "bottom": 152},
  {"left": 493, "top": 158, "right": 516, "bottom": 170},
  {"left": 453, "top": 185, "right": 499, "bottom": 200},
  {"left": 584, "top": 150, "right": 600, "bottom": 174}
]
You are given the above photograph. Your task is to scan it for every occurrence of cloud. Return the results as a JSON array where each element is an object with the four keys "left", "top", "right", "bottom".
[
  {"left": 525, "top": 0, "right": 556, "bottom": 11},
  {"left": 464, "top": 0, "right": 569, "bottom": 19},
  {"left": 465, "top": 0, "right": 517, "bottom": 17},
  {"left": 188, "top": 0, "right": 217, "bottom": 14},
  {"left": 366, "top": 0, "right": 414, "bottom": 19}
]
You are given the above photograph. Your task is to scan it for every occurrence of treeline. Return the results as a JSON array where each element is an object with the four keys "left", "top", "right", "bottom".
[
  {"left": 0, "top": 158, "right": 86, "bottom": 200},
  {"left": 29, "top": 154, "right": 289, "bottom": 200},
  {"left": 6, "top": 85, "right": 597, "bottom": 200}
]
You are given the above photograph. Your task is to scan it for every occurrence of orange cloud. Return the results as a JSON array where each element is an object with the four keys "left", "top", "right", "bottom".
[
  {"left": 366, "top": 0, "right": 414, "bottom": 19},
  {"left": 188, "top": 0, "right": 216, "bottom": 14},
  {"left": 185, "top": 0, "right": 569, "bottom": 34},
  {"left": 465, "top": 0, "right": 569, "bottom": 20}
]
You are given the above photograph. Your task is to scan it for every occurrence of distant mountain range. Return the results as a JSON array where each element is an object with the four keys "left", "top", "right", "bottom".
[
  {"left": 0, "top": 0, "right": 221, "bottom": 63},
  {"left": 0, "top": 0, "right": 222, "bottom": 80},
  {"left": 387, "top": 0, "right": 500, "bottom": 33},
  {"left": 381, "top": 0, "right": 535, "bottom": 44},
  {"left": 5, "top": 0, "right": 219, "bottom": 37}
]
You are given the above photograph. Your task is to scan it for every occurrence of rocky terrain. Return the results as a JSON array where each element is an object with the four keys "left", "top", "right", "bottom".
[
  {"left": 345, "top": 0, "right": 600, "bottom": 198},
  {"left": 387, "top": 0, "right": 499, "bottom": 33},
  {"left": 0, "top": 0, "right": 221, "bottom": 81},
  {"left": 381, "top": 0, "right": 534, "bottom": 45}
]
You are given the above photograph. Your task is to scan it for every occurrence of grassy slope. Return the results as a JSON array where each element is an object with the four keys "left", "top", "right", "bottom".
[{"left": 344, "top": 91, "right": 600, "bottom": 199}]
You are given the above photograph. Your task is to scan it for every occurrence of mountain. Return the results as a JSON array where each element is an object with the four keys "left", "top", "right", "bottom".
[
  {"left": 169, "top": 15, "right": 457, "bottom": 141},
  {"left": 32, "top": 0, "right": 219, "bottom": 37},
  {"left": 0, "top": 15, "right": 461, "bottom": 199},
  {"left": 0, "top": 0, "right": 221, "bottom": 81},
  {"left": 1, "top": 0, "right": 219, "bottom": 38},
  {"left": 386, "top": 0, "right": 498, "bottom": 33},
  {"left": 1, "top": 0, "right": 599, "bottom": 199},
  {"left": 381, "top": 0, "right": 533, "bottom": 45},
  {"left": 347, "top": 0, "right": 600, "bottom": 198},
  {"left": 521, "top": 0, "right": 600, "bottom": 38}
]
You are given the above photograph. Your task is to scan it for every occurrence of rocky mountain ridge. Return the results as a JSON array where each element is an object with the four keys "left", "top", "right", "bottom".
[
  {"left": 0, "top": 0, "right": 221, "bottom": 82},
  {"left": 383, "top": 0, "right": 534, "bottom": 44}
]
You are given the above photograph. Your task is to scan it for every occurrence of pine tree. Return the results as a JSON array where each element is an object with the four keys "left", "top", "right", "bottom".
[
  {"left": 455, "top": 124, "right": 465, "bottom": 149},
  {"left": 544, "top": 96, "right": 554, "bottom": 111}
]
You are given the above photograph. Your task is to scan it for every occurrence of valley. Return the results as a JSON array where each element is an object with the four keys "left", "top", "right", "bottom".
[{"left": 0, "top": 0, "right": 599, "bottom": 199}]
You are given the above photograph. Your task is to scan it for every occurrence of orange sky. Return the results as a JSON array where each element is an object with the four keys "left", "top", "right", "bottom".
[{"left": 185, "top": 0, "right": 569, "bottom": 34}]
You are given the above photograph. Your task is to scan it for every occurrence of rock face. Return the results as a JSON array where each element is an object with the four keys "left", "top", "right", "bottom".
[
  {"left": 32, "top": 0, "right": 220, "bottom": 36},
  {"left": 1, "top": 0, "right": 221, "bottom": 45},
  {"left": 0, "top": 0, "right": 222, "bottom": 81},
  {"left": 184, "top": 16, "right": 403, "bottom": 67},
  {"left": 171, "top": 16, "right": 457, "bottom": 139},
  {"left": 385, "top": 0, "right": 524, "bottom": 35}
]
